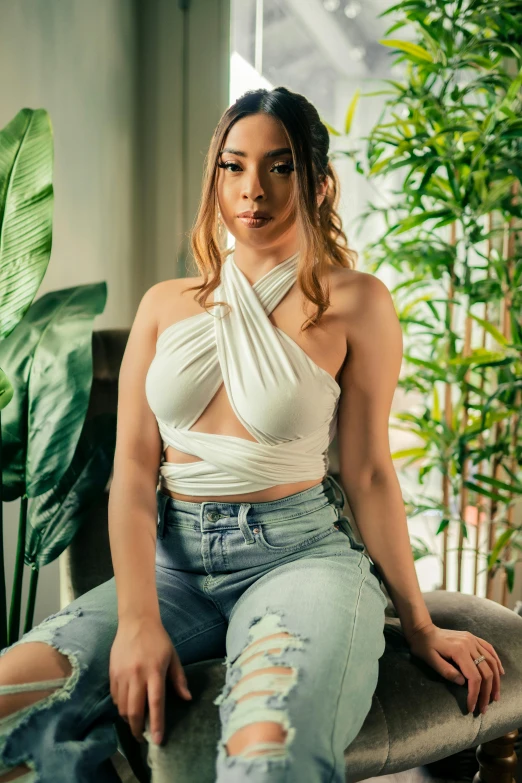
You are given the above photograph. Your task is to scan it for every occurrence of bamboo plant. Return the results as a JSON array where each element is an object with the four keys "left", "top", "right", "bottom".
[{"left": 331, "top": 0, "right": 522, "bottom": 603}]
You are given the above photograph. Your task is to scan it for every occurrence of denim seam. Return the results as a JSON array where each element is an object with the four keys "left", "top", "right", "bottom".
[
  {"left": 255, "top": 524, "right": 336, "bottom": 554},
  {"left": 202, "top": 574, "right": 228, "bottom": 617},
  {"left": 327, "top": 554, "right": 366, "bottom": 783}
]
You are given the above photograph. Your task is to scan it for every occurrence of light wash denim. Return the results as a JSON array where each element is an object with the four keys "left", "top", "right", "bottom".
[{"left": 0, "top": 474, "right": 387, "bottom": 783}]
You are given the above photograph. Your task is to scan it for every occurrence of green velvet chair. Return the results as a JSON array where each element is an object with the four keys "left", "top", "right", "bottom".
[{"left": 61, "top": 329, "right": 522, "bottom": 782}]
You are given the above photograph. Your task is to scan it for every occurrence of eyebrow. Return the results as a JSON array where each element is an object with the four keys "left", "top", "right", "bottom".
[{"left": 220, "top": 147, "right": 293, "bottom": 158}]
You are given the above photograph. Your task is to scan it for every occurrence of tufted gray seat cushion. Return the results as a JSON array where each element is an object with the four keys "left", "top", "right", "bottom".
[{"left": 141, "top": 591, "right": 522, "bottom": 782}]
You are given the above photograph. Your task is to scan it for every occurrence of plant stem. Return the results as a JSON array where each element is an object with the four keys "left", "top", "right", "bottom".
[
  {"left": 0, "top": 413, "right": 7, "bottom": 649},
  {"left": 8, "top": 495, "right": 28, "bottom": 646},
  {"left": 23, "top": 564, "right": 39, "bottom": 635}
]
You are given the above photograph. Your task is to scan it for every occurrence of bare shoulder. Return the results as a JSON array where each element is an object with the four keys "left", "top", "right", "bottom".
[{"left": 329, "top": 266, "right": 396, "bottom": 330}]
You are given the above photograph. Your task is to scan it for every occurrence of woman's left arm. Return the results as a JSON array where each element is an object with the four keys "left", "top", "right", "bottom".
[{"left": 336, "top": 272, "right": 504, "bottom": 716}]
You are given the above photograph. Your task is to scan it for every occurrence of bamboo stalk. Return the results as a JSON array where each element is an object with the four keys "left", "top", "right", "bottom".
[
  {"left": 442, "top": 222, "right": 457, "bottom": 591},
  {"left": 500, "top": 181, "right": 520, "bottom": 605},
  {"left": 457, "top": 308, "right": 473, "bottom": 592},
  {"left": 486, "top": 209, "right": 513, "bottom": 601},
  {"left": 474, "top": 212, "right": 493, "bottom": 596}
]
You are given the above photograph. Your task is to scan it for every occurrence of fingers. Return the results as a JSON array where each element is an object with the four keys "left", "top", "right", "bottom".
[
  {"left": 127, "top": 677, "right": 147, "bottom": 742},
  {"left": 147, "top": 672, "right": 166, "bottom": 746},
  {"left": 456, "top": 646, "right": 497, "bottom": 714},
  {"left": 169, "top": 648, "right": 192, "bottom": 702},
  {"left": 473, "top": 647, "right": 500, "bottom": 714},
  {"left": 471, "top": 635, "right": 505, "bottom": 675}
]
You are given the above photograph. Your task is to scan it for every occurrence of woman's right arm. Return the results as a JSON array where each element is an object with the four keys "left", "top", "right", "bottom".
[{"left": 107, "top": 283, "right": 191, "bottom": 747}]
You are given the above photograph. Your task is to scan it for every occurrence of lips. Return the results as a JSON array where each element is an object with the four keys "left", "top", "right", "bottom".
[
  {"left": 237, "top": 215, "right": 272, "bottom": 228},
  {"left": 237, "top": 211, "right": 271, "bottom": 219}
]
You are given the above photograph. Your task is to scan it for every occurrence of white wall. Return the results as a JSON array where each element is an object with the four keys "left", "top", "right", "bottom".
[
  {"left": 0, "top": 0, "right": 139, "bottom": 628},
  {"left": 0, "top": 0, "right": 231, "bottom": 632}
]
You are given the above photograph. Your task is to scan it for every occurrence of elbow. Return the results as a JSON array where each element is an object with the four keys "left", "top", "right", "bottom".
[{"left": 340, "top": 462, "right": 397, "bottom": 493}]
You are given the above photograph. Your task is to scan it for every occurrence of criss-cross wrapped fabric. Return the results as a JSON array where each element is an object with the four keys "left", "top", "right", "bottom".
[{"left": 145, "top": 251, "right": 341, "bottom": 496}]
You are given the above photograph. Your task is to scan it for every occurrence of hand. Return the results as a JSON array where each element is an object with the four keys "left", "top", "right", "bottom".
[
  {"left": 406, "top": 622, "right": 505, "bottom": 715},
  {"left": 109, "top": 616, "right": 192, "bottom": 745}
]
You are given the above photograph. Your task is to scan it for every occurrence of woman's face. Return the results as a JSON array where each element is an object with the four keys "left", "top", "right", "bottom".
[{"left": 216, "top": 113, "right": 323, "bottom": 252}]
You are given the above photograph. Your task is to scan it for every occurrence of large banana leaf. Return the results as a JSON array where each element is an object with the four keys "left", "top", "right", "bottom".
[
  {"left": 26, "top": 412, "right": 116, "bottom": 567},
  {"left": 0, "top": 282, "right": 107, "bottom": 501},
  {"left": 0, "top": 108, "right": 54, "bottom": 340}
]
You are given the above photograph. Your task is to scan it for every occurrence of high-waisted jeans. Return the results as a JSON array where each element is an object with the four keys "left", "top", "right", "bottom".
[{"left": 0, "top": 474, "right": 387, "bottom": 783}]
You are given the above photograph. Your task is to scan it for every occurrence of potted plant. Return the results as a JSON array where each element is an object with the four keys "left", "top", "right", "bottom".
[{"left": 0, "top": 108, "right": 115, "bottom": 647}]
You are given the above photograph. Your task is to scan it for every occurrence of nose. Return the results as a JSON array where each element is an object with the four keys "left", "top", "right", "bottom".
[{"left": 241, "top": 169, "right": 266, "bottom": 202}]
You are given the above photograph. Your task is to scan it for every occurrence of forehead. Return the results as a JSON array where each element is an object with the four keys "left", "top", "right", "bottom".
[{"left": 223, "top": 113, "right": 290, "bottom": 153}]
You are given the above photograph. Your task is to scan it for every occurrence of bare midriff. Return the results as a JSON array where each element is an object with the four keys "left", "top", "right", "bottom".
[{"left": 156, "top": 266, "right": 352, "bottom": 504}]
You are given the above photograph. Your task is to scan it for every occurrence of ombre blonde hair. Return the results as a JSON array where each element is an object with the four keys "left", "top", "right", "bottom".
[{"left": 184, "top": 86, "right": 357, "bottom": 332}]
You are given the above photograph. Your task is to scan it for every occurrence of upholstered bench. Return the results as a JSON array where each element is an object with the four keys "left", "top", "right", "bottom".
[
  {"left": 61, "top": 329, "right": 522, "bottom": 782},
  {"left": 140, "top": 591, "right": 522, "bottom": 782}
]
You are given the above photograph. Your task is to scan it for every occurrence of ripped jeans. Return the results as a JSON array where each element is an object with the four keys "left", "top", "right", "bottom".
[{"left": 0, "top": 474, "right": 387, "bottom": 783}]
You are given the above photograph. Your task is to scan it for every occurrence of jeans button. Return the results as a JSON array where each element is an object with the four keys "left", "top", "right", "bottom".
[{"left": 207, "top": 511, "right": 219, "bottom": 522}]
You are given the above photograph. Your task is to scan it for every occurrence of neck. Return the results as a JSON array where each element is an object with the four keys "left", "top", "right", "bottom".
[{"left": 232, "top": 246, "right": 300, "bottom": 286}]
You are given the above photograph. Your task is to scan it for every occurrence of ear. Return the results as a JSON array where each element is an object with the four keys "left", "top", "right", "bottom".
[{"left": 316, "top": 174, "right": 329, "bottom": 209}]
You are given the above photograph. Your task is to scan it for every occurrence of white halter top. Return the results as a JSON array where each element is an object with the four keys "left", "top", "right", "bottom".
[{"left": 145, "top": 250, "right": 341, "bottom": 495}]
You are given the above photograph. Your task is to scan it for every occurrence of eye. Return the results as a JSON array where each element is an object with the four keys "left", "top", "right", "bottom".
[
  {"left": 217, "top": 161, "right": 241, "bottom": 172},
  {"left": 217, "top": 161, "right": 294, "bottom": 175},
  {"left": 272, "top": 162, "right": 294, "bottom": 175}
]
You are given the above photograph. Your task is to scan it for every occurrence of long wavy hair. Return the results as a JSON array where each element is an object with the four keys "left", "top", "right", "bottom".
[{"left": 184, "top": 86, "right": 357, "bottom": 332}]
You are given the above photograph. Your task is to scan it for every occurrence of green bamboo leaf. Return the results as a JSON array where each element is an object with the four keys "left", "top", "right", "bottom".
[
  {"left": 432, "top": 384, "right": 441, "bottom": 422},
  {"left": 449, "top": 349, "right": 507, "bottom": 367},
  {"left": 468, "top": 313, "right": 508, "bottom": 346},
  {"left": 391, "top": 447, "right": 427, "bottom": 460},
  {"left": 461, "top": 131, "right": 480, "bottom": 144},
  {"left": 344, "top": 89, "right": 361, "bottom": 135},
  {"left": 322, "top": 120, "right": 341, "bottom": 137},
  {"left": 504, "top": 561, "right": 516, "bottom": 593},
  {"left": 477, "top": 176, "right": 517, "bottom": 215},
  {"left": 403, "top": 354, "right": 448, "bottom": 378},
  {"left": 394, "top": 210, "right": 453, "bottom": 234},
  {"left": 488, "top": 527, "right": 517, "bottom": 568},
  {"left": 379, "top": 39, "right": 434, "bottom": 63},
  {"left": 436, "top": 518, "right": 450, "bottom": 535},
  {"left": 471, "top": 474, "right": 522, "bottom": 495},
  {"left": 0, "top": 108, "right": 54, "bottom": 340},
  {"left": 369, "top": 154, "right": 396, "bottom": 175},
  {"left": 464, "top": 481, "right": 510, "bottom": 503}
]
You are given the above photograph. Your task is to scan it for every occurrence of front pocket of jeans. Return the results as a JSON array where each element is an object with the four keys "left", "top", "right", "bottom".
[{"left": 255, "top": 507, "right": 336, "bottom": 552}]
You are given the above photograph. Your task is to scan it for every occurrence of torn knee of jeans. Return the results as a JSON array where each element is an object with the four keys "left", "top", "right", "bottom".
[
  {"left": 0, "top": 609, "right": 85, "bottom": 777},
  {"left": 214, "top": 611, "right": 308, "bottom": 768}
]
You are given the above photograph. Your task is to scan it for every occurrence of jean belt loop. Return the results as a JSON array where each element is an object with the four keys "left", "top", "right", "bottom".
[
  {"left": 238, "top": 503, "right": 254, "bottom": 544},
  {"left": 326, "top": 474, "right": 346, "bottom": 512}
]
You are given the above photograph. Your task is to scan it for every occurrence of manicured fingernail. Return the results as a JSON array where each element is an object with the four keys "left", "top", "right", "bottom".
[
  {"left": 153, "top": 732, "right": 162, "bottom": 745},
  {"left": 494, "top": 693, "right": 500, "bottom": 701}
]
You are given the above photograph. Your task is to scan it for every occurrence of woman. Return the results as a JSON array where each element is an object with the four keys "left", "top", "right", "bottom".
[{"left": 0, "top": 87, "right": 504, "bottom": 783}]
